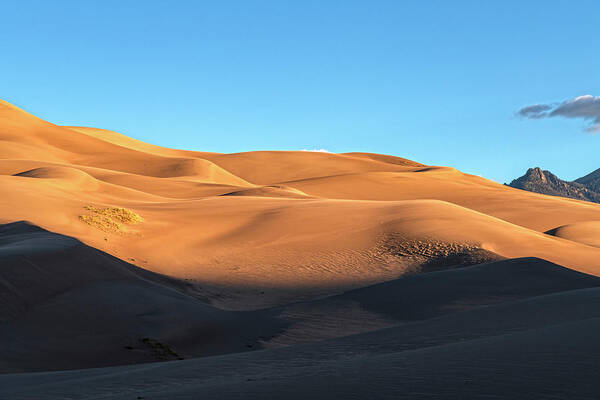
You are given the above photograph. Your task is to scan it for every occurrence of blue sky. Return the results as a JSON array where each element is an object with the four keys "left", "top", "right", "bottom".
[{"left": 2, "top": 1, "right": 599, "bottom": 183}]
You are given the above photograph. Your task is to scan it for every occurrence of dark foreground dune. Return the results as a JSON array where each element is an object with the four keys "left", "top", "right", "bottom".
[{"left": 2, "top": 285, "right": 600, "bottom": 399}]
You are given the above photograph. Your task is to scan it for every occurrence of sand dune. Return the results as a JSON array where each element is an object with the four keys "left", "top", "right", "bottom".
[
  {"left": 282, "top": 170, "right": 600, "bottom": 231},
  {"left": 342, "top": 151, "right": 425, "bottom": 166},
  {"left": 261, "top": 257, "right": 600, "bottom": 346},
  {"left": 198, "top": 150, "right": 420, "bottom": 184},
  {"left": 65, "top": 126, "right": 200, "bottom": 158},
  {"left": 13, "top": 166, "right": 100, "bottom": 190},
  {"left": 546, "top": 220, "right": 600, "bottom": 248},
  {"left": 221, "top": 185, "right": 311, "bottom": 198},
  {"left": 2, "top": 99, "right": 600, "bottom": 397}
]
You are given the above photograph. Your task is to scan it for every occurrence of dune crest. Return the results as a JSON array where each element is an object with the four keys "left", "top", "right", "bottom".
[
  {"left": 546, "top": 221, "right": 600, "bottom": 248},
  {"left": 221, "top": 185, "right": 311, "bottom": 198},
  {"left": 13, "top": 166, "right": 100, "bottom": 191}
]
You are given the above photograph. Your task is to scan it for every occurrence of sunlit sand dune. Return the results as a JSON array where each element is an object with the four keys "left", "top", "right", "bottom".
[
  {"left": 2, "top": 99, "right": 600, "bottom": 398},
  {"left": 3, "top": 99, "right": 600, "bottom": 306},
  {"left": 546, "top": 220, "right": 600, "bottom": 248}
]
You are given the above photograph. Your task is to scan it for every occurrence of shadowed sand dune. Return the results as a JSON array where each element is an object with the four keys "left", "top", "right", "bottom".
[
  {"left": 0, "top": 222, "right": 285, "bottom": 372},
  {"left": 2, "top": 99, "right": 600, "bottom": 398},
  {"left": 260, "top": 257, "right": 600, "bottom": 346},
  {"left": 1, "top": 252, "right": 599, "bottom": 398}
]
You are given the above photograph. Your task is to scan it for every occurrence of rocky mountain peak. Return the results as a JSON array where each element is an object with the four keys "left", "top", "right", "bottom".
[{"left": 509, "top": 167, "right": 600, "bottom": 203}]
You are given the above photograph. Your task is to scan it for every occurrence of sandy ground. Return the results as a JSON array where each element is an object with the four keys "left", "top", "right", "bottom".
[
  {"left": 2, "top": 99, "right": 600, "bottom": 398},
  {"left": 1, "top": 257, "right": 599, "bottom": 398}
]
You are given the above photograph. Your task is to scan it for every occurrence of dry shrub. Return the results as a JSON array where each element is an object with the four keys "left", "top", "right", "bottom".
[{"left": 79, "top": 205, "right": 143, "bottom": 233}]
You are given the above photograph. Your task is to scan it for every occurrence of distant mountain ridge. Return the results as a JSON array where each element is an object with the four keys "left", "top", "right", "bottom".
[
  {"left": 509, "top": 167, "right": 600, "bottom": 203},
  {"left": 575, "top": 168, "right": 600, "bottom": 192}
]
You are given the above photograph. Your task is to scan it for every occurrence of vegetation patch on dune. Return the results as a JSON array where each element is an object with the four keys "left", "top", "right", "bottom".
[
  {"left": 78, "top": 214, "right": 122, "bottom": 232},
  {"left": 83, "top": 205, "right": 144, "bottom": 223},
  {"left": 79, "top": 205, "right": 143, "bottom": 233},
  {"left": 140, "top": 337, "right": 183, "bottom": 361}
]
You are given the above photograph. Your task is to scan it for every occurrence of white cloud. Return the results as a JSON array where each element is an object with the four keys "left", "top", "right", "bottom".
[{"left": 301, "top": 148, "right": 331, "bottom": 153}]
